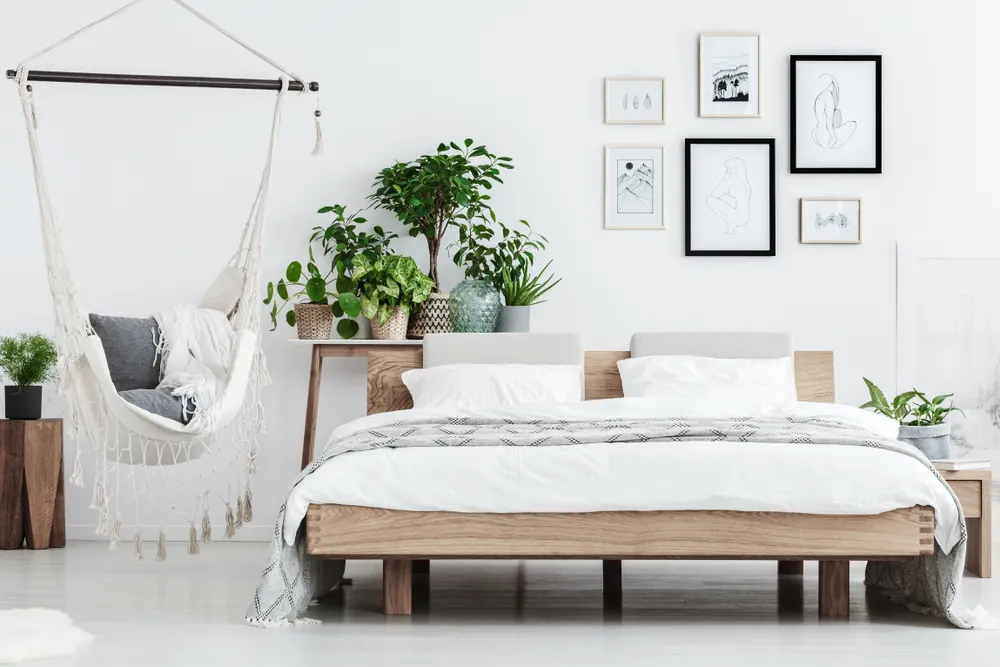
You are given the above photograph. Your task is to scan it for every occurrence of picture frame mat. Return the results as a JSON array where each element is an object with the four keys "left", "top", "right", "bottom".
[{"left": 605, "top": 144, "right": 665, "bottom": 230}]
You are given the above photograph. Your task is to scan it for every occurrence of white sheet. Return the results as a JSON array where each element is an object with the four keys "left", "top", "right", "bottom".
[{"left": 283, "top": 398, "right": 960, "bottom": 553}]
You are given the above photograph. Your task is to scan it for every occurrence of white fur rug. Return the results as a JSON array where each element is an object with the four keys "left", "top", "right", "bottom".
[{"left": 0, "top": 609, "right": 92, "bottom": 664}]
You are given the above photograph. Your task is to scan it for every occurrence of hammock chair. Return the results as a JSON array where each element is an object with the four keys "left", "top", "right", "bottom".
[{"left": 10, "top": 0, "right": 322, "bottom": 559}]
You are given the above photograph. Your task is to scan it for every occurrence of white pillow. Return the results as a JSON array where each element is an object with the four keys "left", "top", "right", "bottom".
[
  {"left": 402, "top": 364, "right": 583, "bottom": 410},
  {"left": 617, "top": 355, "right": 797, "bottom": 405}
]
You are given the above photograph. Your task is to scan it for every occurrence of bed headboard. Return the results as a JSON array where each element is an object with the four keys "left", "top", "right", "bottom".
[{"left": 366, "top": 336, "right": 835, "bottom": 414}]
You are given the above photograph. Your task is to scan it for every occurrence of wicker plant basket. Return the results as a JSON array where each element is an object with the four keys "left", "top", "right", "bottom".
[
  {"left": 370, "top": 307, "right": 409, "bottom": 340},
  {"left": 294, "top": 303, "right": 333, "bottom": 340},
  {"left": 407, "top": 292, "right": 454, "bottom": 339}
]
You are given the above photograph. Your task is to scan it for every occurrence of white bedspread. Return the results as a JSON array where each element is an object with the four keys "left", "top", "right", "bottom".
[{"left": 283, "top": 398, "right": 961, "bottom": 551}]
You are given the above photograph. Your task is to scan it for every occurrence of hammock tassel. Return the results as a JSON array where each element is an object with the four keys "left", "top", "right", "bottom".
[
  {"left": 155, "top": 530, "right": 167, "bottom": 562},
  {"left": 235, "top": 495, "right": 245, "bottom": 530},
  {"left": 311, "top": 101, "right": 324, "bottom": 157},
  {"left": 109, "top": 517, "right": 122, "bottom": 550},
  {"left": 201, "top": 501, "right": 212, "bottom": 544},
  {"left": 225, "top": 503, "right": 237, "bottom": 539},
  {"left": 68, "top": 452, "right": 84, "bottom": 488},
  {"left": 243, "top": 487, "right": 253, "bottom": 523},
  {"left": 188, "top": 524, "right": 200, "bottom": 555},
  {"left": 134, "top": 531, "right": 144, "bottom": 561}
]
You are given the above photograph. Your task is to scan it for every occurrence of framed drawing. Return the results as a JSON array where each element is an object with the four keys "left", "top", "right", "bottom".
[
  {"left": 699, "top": 33, "right": 761, "bottom": 118},
  {"left": 605, "top": 77, "right": 665, "bottom": 124},
  {"left": 685, "top": 138, "right": 775, "bottom": 256},
  {"left": 605, "top": 145, "right": 664, "bottom": 230},
  {"left": 790, "top": 55, "right": 882, "bottom": 173},
  {"left": 800, "top": 198, "right": 862, "bottom": 244}
]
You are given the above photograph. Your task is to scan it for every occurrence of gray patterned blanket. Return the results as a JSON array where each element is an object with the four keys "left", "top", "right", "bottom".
[{"left": 245, "top": 415, "right": 975, "bottom": 628}]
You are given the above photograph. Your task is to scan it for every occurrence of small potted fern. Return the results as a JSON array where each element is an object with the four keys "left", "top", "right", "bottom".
[{"left": 0, "top": 333, "right": 58, "bottom": 420}]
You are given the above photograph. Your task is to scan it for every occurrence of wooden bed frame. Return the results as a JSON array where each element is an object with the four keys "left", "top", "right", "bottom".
[{"left": 305, "top": 349, "right": 934, "bottom": 617}]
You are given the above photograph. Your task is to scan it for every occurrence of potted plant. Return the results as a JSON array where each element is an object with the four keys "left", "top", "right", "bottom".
[
  {"left": 860, "top": 378, "right": 964, "bottom": 459},
  {"left": 311, "top": 204, "right": 397, "bottom": 339},
  {"left": 450, "top": 219, "right": 559, "bottom": 333},
  {"left": 350, "top": 255, "right": 434, "bottom": 340},
  {"left": 369, "top": 139, "right": 512, "bottom": 337},
  {"left": 264, "top": 252, "right": 362, "bottom": 340},
  {"left": 0, "top": 333, "right": 58, "bottom": 420}
]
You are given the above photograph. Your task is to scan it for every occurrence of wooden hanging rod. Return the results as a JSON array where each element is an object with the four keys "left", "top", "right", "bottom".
[{"left": 5, "top": 69, "right": 319, "bottom": 92}]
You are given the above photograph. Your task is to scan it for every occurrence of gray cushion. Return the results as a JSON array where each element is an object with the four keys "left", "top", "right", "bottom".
[
  {"left": 88, "top": 314, "right": 161, "bottom": 392},
  {"left": 119, "top": 388, "right": 190, "bottom": 424},
  {"left": 629, "top": 332, "right": 792, "bottom": 360},
  {"left": 422, "top": 333, "right": 584, "bottom": 367}
]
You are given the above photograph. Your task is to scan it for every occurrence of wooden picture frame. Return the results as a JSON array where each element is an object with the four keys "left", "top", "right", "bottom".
[
  {"left": 800, "top": 198, "right": 862, "bottom": 244},
  {"left": 685, "top": 138, "right": 776, "bottom": 256},
  {"left": 605, "top": 144, "right": 664, "bottom": 230},
  {"left": 605, "top": 77, "right": 666, "bottom": 124},
  {"left": 790, "top": 55, "right": 882, "bottom": 174},
  {"left": 699, "top": 32, "right": 761, "bottom": 118}
]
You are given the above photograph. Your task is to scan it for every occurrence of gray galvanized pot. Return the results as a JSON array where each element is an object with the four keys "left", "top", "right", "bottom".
[
  {"left": 897, "top": 423, "right": 951, "bottom": 460},
  {"left": 496, "top": 306, "right": 531, "bottom": 333}
]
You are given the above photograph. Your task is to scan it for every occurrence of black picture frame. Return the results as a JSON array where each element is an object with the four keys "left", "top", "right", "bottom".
[
  {"left": 790, "top": 55, "right": 882, "bottom": 174},
  {"left": 685, "top": 138, "right": 776, "bottom": 257}
]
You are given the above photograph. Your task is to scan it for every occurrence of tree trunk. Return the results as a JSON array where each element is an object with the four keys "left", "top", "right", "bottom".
[{"left": 427, "top": 236, "right": 441, "bottom": 292}]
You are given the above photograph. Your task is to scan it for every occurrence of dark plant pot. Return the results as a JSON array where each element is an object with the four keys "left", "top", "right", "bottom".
[{"left": 4, "top": 385, "right": 43, "bottom": 420}]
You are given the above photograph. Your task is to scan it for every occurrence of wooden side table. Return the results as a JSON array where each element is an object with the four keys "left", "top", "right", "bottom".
[
  {"left": 940, "top": 469, "right": 992, "bottom": 578},
  {"left": 0, "top": 419, "right": 66, "bottom": 550}
]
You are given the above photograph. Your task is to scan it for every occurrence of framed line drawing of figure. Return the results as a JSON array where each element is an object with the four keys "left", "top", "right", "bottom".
[
  {"left": 790, "top": 55, "right": 882, "bottom": 173},
  {"left": 685, "top": 138, "right": 775, "bottom": 256}
]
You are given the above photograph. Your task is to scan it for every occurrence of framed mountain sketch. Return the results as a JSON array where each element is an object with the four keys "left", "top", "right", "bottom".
[
  {"left": 790, "top": 55, "right": 882, "bottom": 173},
  {"left": 699, "top": 33, "right": 761, "bottom": 118},
  {"left": 605, "top": 145, "right": 664, "bottom": 230},
  {"left": 605, "top": 77, "right": 665, "bottom": 124},
  {"left": 685, "top": 138, "right": 775, "bottom": 256}
]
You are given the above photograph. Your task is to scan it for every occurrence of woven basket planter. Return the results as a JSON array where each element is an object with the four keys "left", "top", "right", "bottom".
[
  {"left": 370, "top": 308, "right": 409, "bottom": 340},
  {"left": 294, "top": 303, "right": 333, "bottom": 340},
  {"left": 407, "top": 293, "right": 454, "bottom": 339}
]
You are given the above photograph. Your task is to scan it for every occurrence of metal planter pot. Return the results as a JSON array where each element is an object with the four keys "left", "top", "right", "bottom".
[
  {"left": 897, "top": 423, "right": 952, "bottom": 460},
  {"left": 496, "top": 306, "right": 531, "bottom": 333}
]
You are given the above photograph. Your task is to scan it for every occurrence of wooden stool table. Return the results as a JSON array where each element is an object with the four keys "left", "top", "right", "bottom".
[{"left": 0, "top": 419, "right": 66, "bottom": 550}]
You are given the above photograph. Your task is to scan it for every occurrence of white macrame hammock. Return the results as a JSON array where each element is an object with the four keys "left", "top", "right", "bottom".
[{"left": 13, "top": 0, "right": 321, "bottom": 559}]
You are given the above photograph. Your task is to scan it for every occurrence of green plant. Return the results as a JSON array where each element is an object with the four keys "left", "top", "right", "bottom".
[
  {"left": 263, "top": 250, "right": 362, "bottom": 339},
  {"left": 369, "top": 139, "right": 512, "bottom": 290},
  {"left": 351, "top": 255, "right": 434, "bottom": 327},
  {"left": 311, "top": 204, "right": 397, "bottom": 287},
  {"left": 450, "top": 218, "right": 560, "bottom": 306},
  {"left": 0, "top": 333, "right": 58, "bottom": 386},
  {"left": 860, "top": 378, "right": 965, "bottom": 426},
  {"left": 500, "top": 260, "right": 561, "bottom": 307}
]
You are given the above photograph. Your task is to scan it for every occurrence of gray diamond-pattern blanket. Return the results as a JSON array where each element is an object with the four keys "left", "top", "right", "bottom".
[{"left": 245, "top": 416, "right": 973, "bottom": 628}]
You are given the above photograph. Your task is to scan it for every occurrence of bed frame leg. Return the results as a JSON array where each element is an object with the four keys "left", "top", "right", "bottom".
[
  {"left": 383, "top": 559, "right": 412, "bottom": 615},
  {"left": 603, "top": 559, "right": 622, "bottom": 609},
  {"left": 818, "top": 560, "right": 849, "bottom": 618},
  {"left": 778, "top": 560, "right": 803, "bottom": 576}
]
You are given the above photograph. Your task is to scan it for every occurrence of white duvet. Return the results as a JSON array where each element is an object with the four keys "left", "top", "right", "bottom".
[{"left": 283, "top": 398, "right": 961, "bottom": 553}]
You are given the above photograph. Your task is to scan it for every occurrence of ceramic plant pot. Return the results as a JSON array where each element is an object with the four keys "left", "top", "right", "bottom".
[
  {"left": 4, "top": 385, "right": 42, "bottom": 420},
  {"left": 897, "top": 423, "right": 952, "bottom": 460},
  {"left": 370, "top": 308, "right": 409, "bottom": 341},
  {"left": 294, "top": 303, "right": 334, "bottom": 340},
  {"left": 495, "top": 305, "right": 531, "bottom": 333},
  {"left": 449, "top": 280, "right": 501, "bottom": 333},
  {"left": 407, "top": 293, "right": 453, "bottom": 339}
]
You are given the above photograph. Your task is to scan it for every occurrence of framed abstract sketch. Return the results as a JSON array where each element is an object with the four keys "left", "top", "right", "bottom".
[
  {"left": 605, "top": 77, "right": 665, "bottom": 124},
  {"left": 800, "top": 198, "right": 862, "bottom": 244},
  {"left": 605, "top": 145, "right": 664, "bottom": 230},
  {"left": 790, "top": 55, "right": 882, "bottom": 173},
  {"left": 685, "top": 138, "right": 775, "bottom": 256},
  {"left": 699, "top": 33, "right": 761, "bottom": 118}
]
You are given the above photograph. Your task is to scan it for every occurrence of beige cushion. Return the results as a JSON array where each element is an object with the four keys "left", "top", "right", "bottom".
[
  {"left": 629, "top": 332, "right": 792, "bottom": 359},
  {"left": 422, "top": 333, "right": 584, "bottom": 367}
]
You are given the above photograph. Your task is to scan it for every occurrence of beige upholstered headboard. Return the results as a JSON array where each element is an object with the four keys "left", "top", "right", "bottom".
[{"left": 367, "top": 333, "right": 834, "bottom": 414}]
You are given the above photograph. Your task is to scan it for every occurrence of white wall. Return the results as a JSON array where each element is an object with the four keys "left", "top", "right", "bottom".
[{"left": 0, "top": 0, "right": 996, "bottom": 537}]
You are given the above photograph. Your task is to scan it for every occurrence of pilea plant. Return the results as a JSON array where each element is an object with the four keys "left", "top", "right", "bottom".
[
  {"left": 264, "top": 249, "right": 363, "bottom": 339},
  {"left": 369, "top": 139, "right": 512, "bottom": 291}
]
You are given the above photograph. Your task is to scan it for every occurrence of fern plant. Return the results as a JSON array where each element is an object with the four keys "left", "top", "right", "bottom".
[{"left": 0, "top": 333, "right": 58, "bottom": 386}]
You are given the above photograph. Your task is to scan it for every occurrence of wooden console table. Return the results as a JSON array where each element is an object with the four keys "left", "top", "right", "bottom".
[
  {"left": 0, "top": 418, "right": 66, "bottom": 550},
  {"left": 294, "top": 339, "right": 423, "bottom": 470}
]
